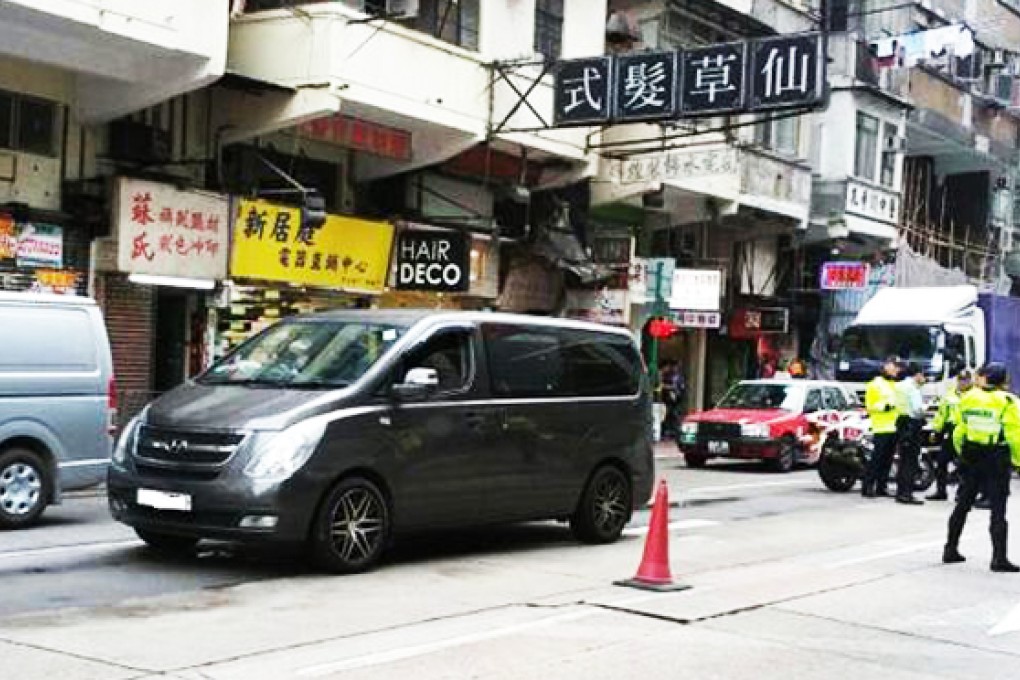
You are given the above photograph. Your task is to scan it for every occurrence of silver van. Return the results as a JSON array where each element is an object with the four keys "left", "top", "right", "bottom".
[
  {"left": 109, "top": 311, "right": 654, "bottom": 573},
  {"left": 0, "top": 292, "right": 116, "bottom": 528}
]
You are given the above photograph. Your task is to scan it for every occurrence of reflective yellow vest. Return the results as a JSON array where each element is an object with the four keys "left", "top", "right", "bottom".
[
  {"left": 953, "top": 388, "right": 1020, "bottom": 467},
  {"left": 865, "top": 375, "right": 900, "bottom": 434},
  {"left": 932, "top": 384, "right": 966, "bottom": 433}
]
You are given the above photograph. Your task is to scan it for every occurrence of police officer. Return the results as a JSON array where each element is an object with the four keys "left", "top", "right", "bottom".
[
  {"left": 895, "top": 363, "right": 927, "bottom": 505},
  {"left": 863, "top": 356, "right": 902, "bottom": 498},
  {"left": 928, "top": 369, "right": 973, "bottom": 501},
  {"left": 943, "top": 363, "right": 1020, "bottom": 572}
]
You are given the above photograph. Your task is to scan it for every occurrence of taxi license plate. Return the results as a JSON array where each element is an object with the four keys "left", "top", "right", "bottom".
[
  {"left": 707, "top": 441, "right": 730, "bottom": 454},
  {"left": 137, "top": 488, "right": 192, "bottom": 512}
]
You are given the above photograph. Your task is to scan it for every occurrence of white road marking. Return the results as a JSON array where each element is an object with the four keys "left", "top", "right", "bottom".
[
  {"left": 621, "top": 519, "right": 719, "bottom": 537},
  {"left": 826, "top": 539, "right": 943, "bottom": 568},
  {"left": 682, "top": 479, "right": 815, "bottom": 495},
  {"left": 0, "top": 539, "right": 137, "bottom": 561},
  {"left": 989, "top": 600, "right": 1020, "bottom": 636},
  {"left": 296, "top": 590, "right": 694, "bottom": 677}
]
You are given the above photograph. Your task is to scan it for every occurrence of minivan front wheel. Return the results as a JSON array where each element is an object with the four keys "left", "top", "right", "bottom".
[
  {"left": 0, "top": 448, "right": 51, "bottom": 529},
  {"left": 571, "top": 465, "right": 632, "bottom": 544},
  {"left": 310, "top": 477, "right": 390, "bottom": 574}
]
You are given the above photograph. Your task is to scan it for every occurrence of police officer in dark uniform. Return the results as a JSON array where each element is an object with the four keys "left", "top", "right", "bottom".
[{"left": 943, "top": 363, "right": 1020, "bottom": 572}]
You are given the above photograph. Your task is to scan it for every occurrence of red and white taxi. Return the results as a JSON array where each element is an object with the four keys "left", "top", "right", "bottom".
[{"left": 677, "top": 379, "right": 860, "bottom": 472}]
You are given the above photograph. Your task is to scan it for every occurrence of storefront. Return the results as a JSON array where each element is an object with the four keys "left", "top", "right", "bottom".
[
  {"left": 668, "top": 268, "right": 723, "bottom": 411},
  {"left": 96, "top": 177, "right": 232, "bottom": 420},
  {"left": 220, "top": 198, "right": 394, "bottom": 355}
]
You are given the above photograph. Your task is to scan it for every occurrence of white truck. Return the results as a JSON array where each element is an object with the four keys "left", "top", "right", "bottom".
[{"left": 834, "top": 286, "right": 1020, "bottom": 405}]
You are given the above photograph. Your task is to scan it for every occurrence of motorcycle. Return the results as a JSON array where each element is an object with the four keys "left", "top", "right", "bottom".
[{"left": 808, "top": 410, "right": 935, "bottom": 494}]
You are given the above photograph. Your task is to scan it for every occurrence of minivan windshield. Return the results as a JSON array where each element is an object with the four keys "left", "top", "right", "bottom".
[
  {"left": 200, "top": 320, "right": 407, "bottom": 388},
  {"left": 716, "top": 383, "right": 803, "bottom": 411}
]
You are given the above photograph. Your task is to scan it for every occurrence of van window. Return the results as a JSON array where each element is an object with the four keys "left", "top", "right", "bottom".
[
  {"left": 482, "top": 324, "right": 640, "bottom": 398},
  {"left": 0, "top": 306, "right": 97, "bottom": 372},
  {"left": 559, "top": 329, "right": 641, "bottom": 396},
  {"left": 483, "top": 325, "right": 564, "bottom": 398},
  {"left": 403, "top": 330, "right": 472, "bottom": 393}
]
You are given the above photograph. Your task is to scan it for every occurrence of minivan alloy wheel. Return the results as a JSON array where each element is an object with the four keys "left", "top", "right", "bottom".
[
  {"left": 571, "top": 465, "right": 632, "bottom": 544},
  {"left": 593, "top": 473, "right": 629, "bottom": 535},
  {"left": 330, "top": 487, "right": 386, "bottom": 563}
]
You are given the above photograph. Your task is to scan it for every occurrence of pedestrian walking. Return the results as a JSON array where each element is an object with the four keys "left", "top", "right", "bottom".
[
  {"left": 928, "top": 369, "right": 973, "bottom": 501},
  {"left": 943, "top": 363, "right": 1020, "bottom": 572},
  {"left": 863, "top": 356, "right": 902, "bottom": 498},
  {"left": 895, "top": 363, "right": 927, "bottom": 505}
]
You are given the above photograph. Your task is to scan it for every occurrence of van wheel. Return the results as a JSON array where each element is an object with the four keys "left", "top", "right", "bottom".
[
  {"left": 310, "top": 477, "right": 390, "bottom": 574},
  {"left": 570, "top": 465, "right": 632, "bottom": 544},
  {"left": 135, "top": 529, "right": 198, "bottom": 555},
  {"left": 0, "top": 448, "right": 51, "bottom": 529}
]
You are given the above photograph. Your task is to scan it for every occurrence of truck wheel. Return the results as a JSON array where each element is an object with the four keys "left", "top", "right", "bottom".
[
  {"left": 571, "top": 465, "right": 632, "bottom": 544},
  {"left": 0, "top": 448, "right": 51, "bottom": 529},
  {"left": 769, "top": 438, "right": 798, "bottom": 473},
  {"left": 684, "top": 453, "right": 708, "bottom": 469},
  {"left": 309, "top": 477, "right": 391, "bottom": 574}
]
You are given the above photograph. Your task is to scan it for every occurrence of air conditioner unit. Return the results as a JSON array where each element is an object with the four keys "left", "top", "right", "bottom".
[
  {"left": 108, "top": 120, "right": 172, "bottom": 164},
  {"left": 385, "top": 0, "right": 419, "bottom": 18}
]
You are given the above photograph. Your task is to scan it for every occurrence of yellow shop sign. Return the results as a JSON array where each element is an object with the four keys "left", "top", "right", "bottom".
[{"left": 230, "top": 199, "right": 394, "bottom": 293}]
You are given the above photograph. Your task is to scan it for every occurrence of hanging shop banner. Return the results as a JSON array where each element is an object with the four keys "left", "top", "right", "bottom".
[
  {"left": 115, "top": 177, "right": 230, "bottom": 280},
  {"left": 297, "top": 115, "right": 412, "bottom": 162},
  {"left": 0, "top": 213, "right": 16, "bottom": 263},
  {"left": 729, "top": 307, "right": 789, "bottom": 338},
  {"left": 553, "top": 33, "right": 823, "bottom": 126},
  {"left": 395, "top": 228, "right": 470, "bottom": 292},
  {"left": 669, "top": 268, "right": 721, "bottom": 311},
  {"left": 231, "top": 199, "right": 394, "bottom": 293},
  {"left": 16, "top": 223, "right": 63, "bottom": 269},
  {"left": 820, "top": 261, "right": 869, "bottom": 290}
]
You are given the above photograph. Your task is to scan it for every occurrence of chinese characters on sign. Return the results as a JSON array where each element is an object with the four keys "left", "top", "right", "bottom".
[
  {"left": 750, "top": 34, "right": 823, "bottom": 111},
  {"left": 0, "top": 213, "right": 16, "bottom": 263},
  {"left": 16, "top": 223, "right": 63, "bottom": 269},
  {"left": 297, "top": 115, "right": 412, "bottom": 162},
  {"left": 231, "top": 199, "right": 394, "bottom": 293},
  {"left": 394, "top": 229, "right": 469, "bottom": 293},
  {"left": 671, "top": 310, "right": 722, "bottom": 329},
  {"left": 615, "top": 51, "right": 677, "bottom": 121},
  {"left": 554, "top": 57, "right": 614, "bottom": 126},
  {"left": 820, "top": 262, "right": 869, "bottom": 290},
  {"left": 680, "top": 42, "right": 746, "bottom": 115},
  {"left": 669, "top": 269, "right": 722, "bottom": 312},
  {"left": 617, "top": 147, "right": 739, "bottom": 185},
  {"left": 115, "top": 178, "right": 230, "bottom": 280},
  {"left": 553, "top": 34, "right": 824, "bottom": 126},
  {"left": 730, "top": 307, "right": 789, "bottom": 338},
  {"left": 845, "top": 180, "right": 900, "bottom": 225}
]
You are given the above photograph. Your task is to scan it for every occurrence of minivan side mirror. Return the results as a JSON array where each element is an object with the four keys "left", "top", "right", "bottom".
[{"left": 391, "top": 367, "right": 439, "bottom": 402}]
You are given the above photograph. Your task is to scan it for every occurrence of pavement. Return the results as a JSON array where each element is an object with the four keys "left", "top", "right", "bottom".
[{"left": 2, "top": 448, "right": 1020, "bottom": 679}]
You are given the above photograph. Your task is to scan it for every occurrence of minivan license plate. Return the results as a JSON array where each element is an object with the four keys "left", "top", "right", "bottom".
[
  {"left": 137, "top": 488, "right": 192, "bottom": 512},
  {"left": 707, "top": 441, "right": 730, "bottom": 454}
]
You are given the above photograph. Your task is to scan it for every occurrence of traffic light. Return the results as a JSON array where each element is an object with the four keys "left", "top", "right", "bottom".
[{"left": 648, "top": 318, "right": 677, "bottom": 339}]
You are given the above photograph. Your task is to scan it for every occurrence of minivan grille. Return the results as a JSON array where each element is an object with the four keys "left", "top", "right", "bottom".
[
  {"left": 697, "top": 422, "right": 742, "bottom": 439},
  {"left": 135, "top": 426, "right": 245, "bottom": 470}
]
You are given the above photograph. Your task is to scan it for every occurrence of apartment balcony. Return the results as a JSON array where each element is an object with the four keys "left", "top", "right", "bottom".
[
  {"left": 0, "top": 0, "right": 228, "bottom": 121},
  {"left": 827, "top": 33, "right": 911, "bottom": 102},
  {"left": 229, "top": 2, "right": 590, "bottom": 181}
]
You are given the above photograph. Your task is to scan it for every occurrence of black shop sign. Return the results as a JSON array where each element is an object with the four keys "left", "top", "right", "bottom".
[{"left": 395, "top": 230, "right": 470, "bottom": 292}]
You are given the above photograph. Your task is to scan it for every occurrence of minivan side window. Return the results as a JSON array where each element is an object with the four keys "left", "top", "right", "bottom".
[
  {"left": 483, "top": 325, "right": 564, "bottom": 398},
  {"left": 559, "top": 329, "right": 641, "bottom": 397},
  {"left": 482, "top": 324, "right": 640, "bottom": 399},
  {"left": 403, "top": 330, "right": 473, "bottom": 393}
]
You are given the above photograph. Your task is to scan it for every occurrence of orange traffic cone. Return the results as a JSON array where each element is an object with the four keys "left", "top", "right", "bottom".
[{"left": 615, "top": 479, "right": 690, "bottom": 592}]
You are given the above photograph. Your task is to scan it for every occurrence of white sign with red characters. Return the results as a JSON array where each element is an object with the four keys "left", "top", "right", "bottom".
[{"left": 115, "top": 177, "right": 230, "bottom": 281}]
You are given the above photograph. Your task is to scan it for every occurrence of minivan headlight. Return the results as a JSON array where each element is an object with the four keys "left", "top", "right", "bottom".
[
  {"left": 243, "top": 419, "right": 326, "bottom": 482},
  {"left": 112, "top": 416, "right": 141, "bottom": 468}
]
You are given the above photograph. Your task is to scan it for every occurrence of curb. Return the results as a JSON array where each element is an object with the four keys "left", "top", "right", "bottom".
[{"left": 65, "top": 485, "right": 107, "bottom": 500}]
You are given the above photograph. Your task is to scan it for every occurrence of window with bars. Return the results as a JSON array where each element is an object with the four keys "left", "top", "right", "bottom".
[{"left": 534, "top": 0, "right": 564, "bottom": 60}]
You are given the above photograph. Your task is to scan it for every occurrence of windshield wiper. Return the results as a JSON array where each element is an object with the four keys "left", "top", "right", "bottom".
[{"left": 287, "top": 379, "right": 351, "bottom": 390}]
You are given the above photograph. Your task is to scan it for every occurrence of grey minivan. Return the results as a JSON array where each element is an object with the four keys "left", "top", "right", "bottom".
[
  {"left": 108, "top": 310, "right": 653, "bottom": 573},
  {"left": 0, "top": 292, "right": 116, "bottom": 528}
]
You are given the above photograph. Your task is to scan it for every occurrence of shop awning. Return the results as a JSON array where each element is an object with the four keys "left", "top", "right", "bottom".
[{"left": 531, "top": 227, "right": 608, "bottom": 284}]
